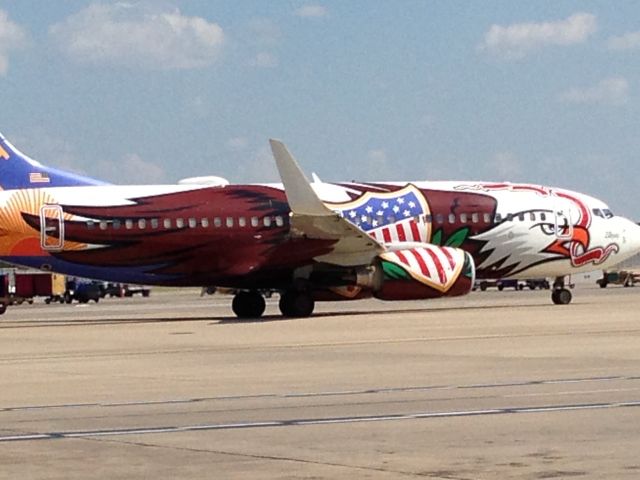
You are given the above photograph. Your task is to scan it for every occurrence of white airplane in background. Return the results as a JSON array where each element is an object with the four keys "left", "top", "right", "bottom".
[{"left": 0, "top": 131, "right": 638, "bottom": 317}]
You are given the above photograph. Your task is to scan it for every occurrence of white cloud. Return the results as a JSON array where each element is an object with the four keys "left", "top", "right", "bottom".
[
  {"left": 236, "top": 146, "right": 279, "bottom": 182},
  {"left": 294, "top": 5, "right": 328, "bottom": 18},
  {"left": 97, "top": 153, "right": 167, "bottom": 184},
  {"left": 247, "top": 18, "right": 281, "bottom": 47},
  {"left": 559, "top": 77, "right": 630, "bottom": 106},
  {"left": 479, "top": 12, "right": 597, "bottom": 60},
  {"left": 607, "top": 31, "right": 640, "bottom": 51},
  {"left": 0, "top": 9, "right": 27, "bottom": 76},
  {"left": 226, "top": 137, "right": 248, "bottom": 151},
  {"left": 487, "top": 151, "right": 523, "bottom": 180},
  {"left": 49, "top": 3, "right": 224, "bottom": 70},
  {"left": 249, "top": 52, "right": 278, "bottom": 68},
  {"left": 367, "top": 149, "right": 387, "bottom": 164},
  {"left": 365, "top": 149, "right": 395, "bottom": 180}
]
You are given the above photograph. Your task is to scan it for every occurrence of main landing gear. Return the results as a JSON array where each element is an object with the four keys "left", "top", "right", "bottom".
[
  {"left": 279, "top": 290, "right": 315, "bottom": 318},
  {"left": 231, "top": 290, "right": 266, "bottom": 319},
  {"left": 230, "top": 289, "right": 315, "bottom": 319},
  {"left": 551, "top": 276, "right": 572, "bottom": 305}
]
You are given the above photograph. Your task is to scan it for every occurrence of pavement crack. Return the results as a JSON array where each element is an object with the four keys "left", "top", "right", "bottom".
[{"left": 82, "top": 436, "right": 473, "bottom": 479}]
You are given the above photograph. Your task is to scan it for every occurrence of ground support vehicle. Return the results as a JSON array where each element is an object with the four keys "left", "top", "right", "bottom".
[
  {"left": 64, "top": 278, "right": 102, "bottom": 303},
  {"left": 597, "top": 270, "right": 640, "bottom": 288},
  {"left": 525, "top": 278, "right": 551, "bottom": 290},
  {"left": 123, "top": 284, "right": 152, "bottom": 297},
  {"left": 100, "top": 283, "right": 125, "bottom": 298}
]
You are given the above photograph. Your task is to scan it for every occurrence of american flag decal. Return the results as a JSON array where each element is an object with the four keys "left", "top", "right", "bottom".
[
  {"left": 380, "top": 245, "right": 465, "bottom": 292},
  {"left": 29, "top": 172, "right": 51, "bottom": 184},
  {"left": 328, "top": 185, "right": 431, "bottom": 244}
]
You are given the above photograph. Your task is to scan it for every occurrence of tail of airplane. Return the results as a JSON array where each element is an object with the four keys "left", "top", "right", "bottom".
[{"left": 0, "top": 132, "right": 107, "bottom": 189}]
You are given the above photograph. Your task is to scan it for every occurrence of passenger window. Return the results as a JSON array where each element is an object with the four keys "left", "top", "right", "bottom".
[
  {"left": 188, "top": 218, "right": 197, "bottom": 228},
  {"left": 226, "top": 217, "right": 234, "bottom": 227},
  {"left": 495, "top": 213, "right": 502, "bottom": 223},
  {"left": 518, "top": 213, "right": 525, "bottom": 222},
  {"left": 125, "top": 219, "right": 133, "bottom": 230},
  {"left": 150, "top": 219, "right": 158, "bottom": 229},
  {"left": 99, "top": 221, "right": 108, "bottom": 230},
  {"left": 87, "top": 220, "right": 95, "bottom": 230},
  {"left": 263, "top": 217, "right": 272, "bottom": 227},
  {"left": 201, "top": 218, "right": 209, "bottom": 228},
  {"left": 163, "top": 218, "right": 172, "bottom": 229},
  {"left": 113, "top": 220, "right": 121, "bottom": 230},
  {"left": 471, "top": 213, "right": 479, "bottom": 224},
  {"left": 424, "top": 214, "right": 432, "bottom": 224},
  {"left": 138, "top": 219, "right": 146, "bottom": 229},
  {"left": 530, "top": 212, "right": 536, "bottom": 221},
  {"left": 214, "top": 217, "right": 222, "bottom": 227},
  {"left": 460, "top": 213, "right": 468, "bottom": 223},
  {"left": 176, "top": 218, "right": 185, "bottom": 228},
  {"left": 506, "top": 214, "right": 513, "bottom": 222},
  {"left": 251, "top": 216, "right": 259, "bottom": 227},
  {"left": 275, "top": 216, "right": 284, "bottom": 227},
  {"left": 239, "top": 217, "right": 247, "bottom": 227},
  {"left": 540, "top": 212, "right": 547, "bottom": 222},
  {"left": 483, "top": 213, "right": 491, "bottom": 224},
  {"left": 435, "top": 214, "right": 444, "bottom": 224},
  {"left": 448, "top": 213, "right": 455, "bottom": 224}
]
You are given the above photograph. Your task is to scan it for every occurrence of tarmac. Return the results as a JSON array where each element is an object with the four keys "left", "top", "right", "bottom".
[{"left": 1, "top": 284, "right": 639, "bottom": 479}]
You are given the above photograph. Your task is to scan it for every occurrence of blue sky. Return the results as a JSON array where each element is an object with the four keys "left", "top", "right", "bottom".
[{"left": 1, "top": 1, "right": 639, "bottom": 219}]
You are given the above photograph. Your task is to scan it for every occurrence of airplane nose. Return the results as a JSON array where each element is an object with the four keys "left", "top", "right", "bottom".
[{"left": 623, "top": 219, "right": 640, "bottom": 257}]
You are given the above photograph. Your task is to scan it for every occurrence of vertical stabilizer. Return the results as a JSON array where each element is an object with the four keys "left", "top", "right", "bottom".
[{"left": 0, "top": 132, "right": 107, "bottom": 189}]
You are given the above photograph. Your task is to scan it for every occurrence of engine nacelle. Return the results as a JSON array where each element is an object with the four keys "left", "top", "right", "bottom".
[{"left": 373, "top": 245, "right": 475, "bottom": 300}]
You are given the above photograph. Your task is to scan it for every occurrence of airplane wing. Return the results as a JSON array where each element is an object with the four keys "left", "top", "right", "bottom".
[{"left": 269, "top": 139, "right": 385, "bottom": 266}]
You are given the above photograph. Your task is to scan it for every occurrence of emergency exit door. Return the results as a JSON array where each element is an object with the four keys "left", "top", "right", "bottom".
[{"left": 39, "top": 204, "right": 65, "bottom": 251}]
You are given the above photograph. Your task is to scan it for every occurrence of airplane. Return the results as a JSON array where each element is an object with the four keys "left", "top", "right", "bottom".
[{"left": 0, "top": 131, "right": 639, "bottom": 318}]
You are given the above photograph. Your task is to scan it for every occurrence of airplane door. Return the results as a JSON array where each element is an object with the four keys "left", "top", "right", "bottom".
[
  {"left": 554, "top": 201, "right": 573, "bottom": 240},
  {"left": 40, "top": 204, "right": 65, "bottom": 251}
]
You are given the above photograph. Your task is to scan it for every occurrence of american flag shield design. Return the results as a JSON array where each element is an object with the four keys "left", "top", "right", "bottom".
[
  {"left": 329, "top": 185, "right": 431, "bottom": 244},
  {"left": 381, "top": 245, "right": 465, "bottom": 292}
]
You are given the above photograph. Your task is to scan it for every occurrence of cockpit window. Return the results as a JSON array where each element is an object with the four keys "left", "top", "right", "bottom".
[
  {"left": 603, "top": 209, "right": 614, "bottom": 219},
  {"left": 592, "top": 208, "right": 605, "bottom": 218}
]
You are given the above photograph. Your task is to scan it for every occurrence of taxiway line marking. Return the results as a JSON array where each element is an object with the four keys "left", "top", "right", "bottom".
[
  {"left": 2, "top": 401, "right": 640, "bottom": 443},
  {"left": 2, "top": 374, "right": 639, "bottom": 413}
]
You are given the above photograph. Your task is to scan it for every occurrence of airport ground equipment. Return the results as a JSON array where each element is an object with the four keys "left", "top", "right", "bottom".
[{"left": 597, "top": 270, "right": 640, "bottom": 288}]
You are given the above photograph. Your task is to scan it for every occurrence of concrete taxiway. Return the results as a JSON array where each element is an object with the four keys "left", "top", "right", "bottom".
[{"left": 1, "top": 286, "right": 639, "bottom": 479}]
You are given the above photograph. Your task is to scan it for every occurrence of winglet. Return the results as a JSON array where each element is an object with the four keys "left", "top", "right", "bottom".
[{"left": 269, "top": 139, "right": 331, "bottom": 216}]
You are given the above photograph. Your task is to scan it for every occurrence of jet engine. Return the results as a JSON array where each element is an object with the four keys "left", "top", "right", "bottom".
[{"left": 361, "top": 244, "right": 475, "bottom": 300}]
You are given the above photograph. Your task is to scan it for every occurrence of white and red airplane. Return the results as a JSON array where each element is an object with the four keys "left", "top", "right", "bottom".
[{"left": 0, "top": 132, "right": 638, "bottom": 317}]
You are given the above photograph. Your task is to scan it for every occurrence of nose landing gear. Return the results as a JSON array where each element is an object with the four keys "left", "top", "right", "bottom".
[{"left": 551, "top": 277, "right": 573, "bottom": 305}]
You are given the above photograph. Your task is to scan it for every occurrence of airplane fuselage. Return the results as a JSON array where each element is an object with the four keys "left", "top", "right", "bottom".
[{"left": 0, "top": 180, "right": 637, "bottom": 291}]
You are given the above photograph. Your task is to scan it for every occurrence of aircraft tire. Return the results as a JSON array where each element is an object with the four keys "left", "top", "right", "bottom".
[
  {"left": 551, "top": 288, "right": 572, "bottom": 305},
  {"left": 279, "top": 291, "right": 314, "bottom": 318},
  {"left": 232, "top": 291, "right": 266, "bottom": 319}
]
